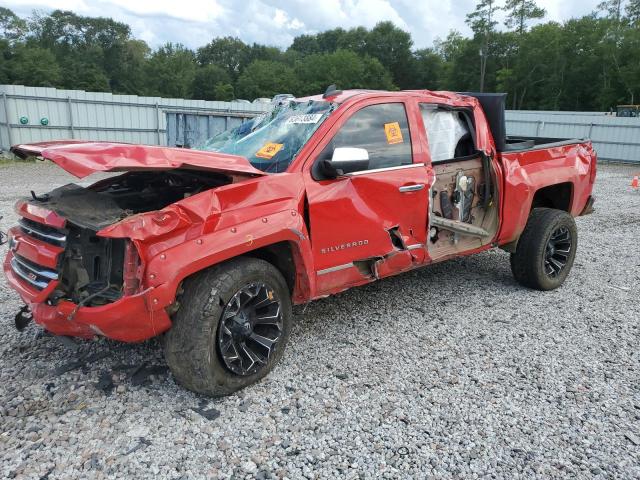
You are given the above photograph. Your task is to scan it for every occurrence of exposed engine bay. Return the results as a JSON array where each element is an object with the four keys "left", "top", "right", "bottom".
[{"left": 22, "top": 170, "right": 231, "bottom": 306}]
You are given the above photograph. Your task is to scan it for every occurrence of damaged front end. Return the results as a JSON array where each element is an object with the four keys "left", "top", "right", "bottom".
[
  {"left": 4, "top": 168, "right": 234, "bottom": 341},
  {"left": 25, "top": 170, "right": 229, "bottom": 305}
]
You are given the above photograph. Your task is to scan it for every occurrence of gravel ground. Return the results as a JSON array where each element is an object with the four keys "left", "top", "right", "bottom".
[{"left": 0, "top": 161, "right": 639, "bottom": 479}]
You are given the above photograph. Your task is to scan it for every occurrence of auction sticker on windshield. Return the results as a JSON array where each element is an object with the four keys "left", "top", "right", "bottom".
[
  {"left": 255, "top": 142, "right": 284, "bottom": 159},
  {"left": 285, "top": 114, "right": 323, "bottom": 125}
]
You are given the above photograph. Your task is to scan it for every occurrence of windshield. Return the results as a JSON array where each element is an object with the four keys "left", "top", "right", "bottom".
[{"left": 200, "top": 100, "right": 336, "bottom": 173}]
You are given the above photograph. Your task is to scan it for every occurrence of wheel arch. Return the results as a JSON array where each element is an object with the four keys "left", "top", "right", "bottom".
[
  {"left": 530, "top": 182, "right": 574, "bottom": 213},
  {"left": 242, "top": 241, "right": 304, "bottom": 297},
  {"left": 163, "top": 238, "right": 314, "bottom": 309}
]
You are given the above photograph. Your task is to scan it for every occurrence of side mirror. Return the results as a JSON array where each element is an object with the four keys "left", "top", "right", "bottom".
[{"left": 322, "top": 147, "right": 369, "bottom": 177}]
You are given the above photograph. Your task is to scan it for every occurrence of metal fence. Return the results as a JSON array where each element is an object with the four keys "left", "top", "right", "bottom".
[
  {"left": 1, "top": 85, "right": 638, "bottom": 164},
  {"left": 506, "top": 110, "right": 640, "bottom": 163},
  {"left": 0, "top": 85, "right": 269, "bottom": 152}
]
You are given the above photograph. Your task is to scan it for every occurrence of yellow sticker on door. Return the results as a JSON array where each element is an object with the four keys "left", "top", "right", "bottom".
[
  {"left": 384, "top": 122, "right": 403, "bottom": 144},
  {"left": 255, "top": 142, "right": 284, "bottom": 159}
]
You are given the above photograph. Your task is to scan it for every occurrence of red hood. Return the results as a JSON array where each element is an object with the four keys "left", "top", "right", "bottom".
[{"left": 10, "top": 141, "right": 266, "bottom": 179}]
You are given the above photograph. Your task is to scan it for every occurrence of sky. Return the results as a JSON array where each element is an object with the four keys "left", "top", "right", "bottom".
[{"left": 4, "top": 0, "right": 603, "bottom": 50}]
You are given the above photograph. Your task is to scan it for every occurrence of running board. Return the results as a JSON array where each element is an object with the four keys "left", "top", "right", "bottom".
[{"left": 431, "top": 216, "right": 490, "bottom": 238}]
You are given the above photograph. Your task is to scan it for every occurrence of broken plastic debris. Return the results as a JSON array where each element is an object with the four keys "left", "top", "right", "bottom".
[{"left": 191, "top": 407, "right": 221, "bottom": 421}]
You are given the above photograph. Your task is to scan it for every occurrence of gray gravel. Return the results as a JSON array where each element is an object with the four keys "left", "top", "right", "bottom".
[{"left": 1, "top": 160, "right": 639, "bottom": 479}]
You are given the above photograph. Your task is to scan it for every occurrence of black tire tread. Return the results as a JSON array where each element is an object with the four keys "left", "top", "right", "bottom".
[
  {"left": 510, "top": 208, "right": 578, "bottom": 291},
  {"left": 164, "top": 257, "right": 291, "bottom": 396}
]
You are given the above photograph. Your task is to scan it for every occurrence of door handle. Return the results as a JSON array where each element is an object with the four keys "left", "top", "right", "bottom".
[{"left": 399, "top": 184, "right": 425, "bottom": 193}]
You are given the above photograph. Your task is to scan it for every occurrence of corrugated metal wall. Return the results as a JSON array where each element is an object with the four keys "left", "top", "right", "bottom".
[
  {"left": 0, "top": 85, "right": 269, "bottom": 151},
  {"left": 506, "top": 111, "right": 640, "bottom": 163}
]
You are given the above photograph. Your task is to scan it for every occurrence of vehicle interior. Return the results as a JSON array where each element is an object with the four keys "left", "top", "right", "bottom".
[{"left": 421, "top": 104, "right": 500, "bottom": 261}]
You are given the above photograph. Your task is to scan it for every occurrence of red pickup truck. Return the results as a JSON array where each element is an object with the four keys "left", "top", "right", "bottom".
[{"left": 3, "top": 88, "right": 596, "bottom": 396}]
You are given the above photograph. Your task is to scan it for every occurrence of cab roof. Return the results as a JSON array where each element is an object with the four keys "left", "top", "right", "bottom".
[{"left": 296, "top": 89, "right": 479, "bottom": 109}]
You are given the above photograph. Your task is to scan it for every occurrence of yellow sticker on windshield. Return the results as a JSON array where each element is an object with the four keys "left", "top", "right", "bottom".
[
  {"left": 384, "top": 122, "right": 404, "bottom": 144},
  {"left": 255, "top": 142, "right": 284, "bottom": 159}
]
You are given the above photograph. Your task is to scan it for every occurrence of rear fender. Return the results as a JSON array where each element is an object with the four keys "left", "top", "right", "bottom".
[{"left": 498, "top": 142, "right": 593, "bottom": 245}]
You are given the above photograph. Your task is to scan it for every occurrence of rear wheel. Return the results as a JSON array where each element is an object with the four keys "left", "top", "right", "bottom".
[
  {"left": 510, "top": 208, "right": 578, "bottom": 290},
  {"left": 164, "top": 257, "right": 292, "bottom": 396}
]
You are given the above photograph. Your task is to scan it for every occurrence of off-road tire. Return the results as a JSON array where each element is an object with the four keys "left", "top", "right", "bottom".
[
  {"left": 510, "top": 208, "right": 578, "bottom": 291},
  {"left": 164, "top": 257, "right": 292, "bottom": 396}
]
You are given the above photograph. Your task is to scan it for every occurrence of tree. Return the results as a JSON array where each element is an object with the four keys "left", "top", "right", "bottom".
[
  {"left": 214, "top": 83, "right": 234, "bottom": 101},
  {"left": 191, "top": 64, "right": 232, "bottom": 100},
  {"left": 617, "top": 25, "right": 640, "bottom": 103},
  {"left": 336, "top": 26, "right": 369, "bottom": 56},
  {"left": 626, "top": 0, "right": 640, "bottom": 24},
  {"left": 145, "top": 43, "right": 196, "bottom": 98},
  {"left": 466, "top": 0, "right": 500, "bottom": 35},
  {"left": 434, "top": 31, "right": 470, "bottom": 89},
  {"left": 61, "top": 46, "right": 110, "bottom": 91},
  {"left": 598, "top": 0, "right": 624, "bottom": 22},
  {"left": 504, "top": 0, "right": 546, "bottom": 34},
  {"left": 235, "top": 60, "right": 298, "bottom": 100},
  {"left": 466, "top": 0, "right": 501, "bottom": 91},
  {"left": 197, "top": 37, "right": 248, "bottom": 79},
  {"left": 8, "top": 44, "right": 62, "bottom": 87},
  {"left": 0, "top": 7, "right": 26, "bottom": 41},
  {"left": 289, "top": 34, "right": 320, "bottom": 56},
  {"left": 295, "top": 50, "right": 394, "bottom": 96},
  {"left": 366, "top": 22, "right": 414, "bottom": 89},
  {"left": 413, "top": 48, "right": 444, "bottom": 89},
  {"left": 110, "top": 39, "right": 150, "bottom": 94}
]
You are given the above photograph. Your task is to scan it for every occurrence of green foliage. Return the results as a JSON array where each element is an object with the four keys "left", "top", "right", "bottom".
[
  {"left": 192, "top": 64, "right": 232, "bottom": 100},
  {"left": 197, "top": 37, "right": 248, "bottom": 79},
  {"left": 598, "top": 0, "right": 624, "bottom": 21},
  {"left": 626, "top": 0, "right": 640, "bottom": 24},
  {"left": 145, "top": 43, "right": 196, "bottom": 98},
  {"left": 214, "top": 83, "right": 234, "bottom": 101},
  {"left": 0, "top": 7, "right": 26, "bottom": 41},
  {"left": 7, "top": 44, "right": 61, "bottom": 87},
  {"left": 236, "top": 60, "right": 298, "bottom": 99},
  {"left": 466, "top": 0, "right": 499, "bottom": 35},
  {"left": 504, "top": 0, "right": 546, "bottom": 34},
  {"left": 413, "top": 48, "right": 444, "bottom": 89},
  {"left": 110, "top": 39, "right": 150, "bottom": 95},
  {"left": 0, "top": 4, "right": 638, "bottom": 110},
  {"left": 289, "top": 22, "right": 412, "bottom": 89},
  {"left": 295, "top": 50, "right": 394, "bottom": 95}
]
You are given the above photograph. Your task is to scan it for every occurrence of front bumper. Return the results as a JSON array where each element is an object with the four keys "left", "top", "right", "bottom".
[{"left": 3, "top": 250, "right": 171, "bottom": 342}]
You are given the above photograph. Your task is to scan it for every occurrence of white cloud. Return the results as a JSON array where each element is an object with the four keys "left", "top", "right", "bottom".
[
  {"left": 4, "top": 0, "right": 604, "bottom": 51},
  {"left": 103, "top": 0, "right": 224, "bottom": 22}
]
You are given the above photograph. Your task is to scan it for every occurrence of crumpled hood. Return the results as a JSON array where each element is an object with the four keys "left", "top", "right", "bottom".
[{"left": 10, "top": 141, "right": 266, "bottom": 179}]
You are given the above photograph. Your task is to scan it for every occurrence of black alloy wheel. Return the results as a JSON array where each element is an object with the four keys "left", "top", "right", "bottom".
[
  {"left": 510, "top": 208, "right": 578, "bottom": 291},
  {"left": 544, "top": 226, "right": 572, "bottom": 278},
  {"left": 217, "top": 282, "right": 284, "bottom": 376}
]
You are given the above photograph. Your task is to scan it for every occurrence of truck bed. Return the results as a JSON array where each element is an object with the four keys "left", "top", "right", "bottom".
[{"left": 503, "top": 136, "right": 585, "bottom": 152}]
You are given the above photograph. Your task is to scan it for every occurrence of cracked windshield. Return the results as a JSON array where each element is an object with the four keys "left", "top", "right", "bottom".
[{"left": 200, "top": 100, "right": 336, "bottom": 173}]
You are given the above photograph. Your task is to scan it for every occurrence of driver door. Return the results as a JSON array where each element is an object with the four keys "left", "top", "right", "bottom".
[{"left": 304, "top": 100, "right": 432, "bottom": 294}]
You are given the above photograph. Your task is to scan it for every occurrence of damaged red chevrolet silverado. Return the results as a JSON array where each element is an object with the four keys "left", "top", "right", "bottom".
[{"left": 3, "top": 88, "right": 596, "bottom": 396}]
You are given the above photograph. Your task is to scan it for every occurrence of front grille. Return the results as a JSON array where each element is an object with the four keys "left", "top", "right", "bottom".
[
  {"left": 18, "top": 217, "right": 67, "bottom": 247},
  {"left": 10, "top": 253, "right": 59, "bottom": 290}
]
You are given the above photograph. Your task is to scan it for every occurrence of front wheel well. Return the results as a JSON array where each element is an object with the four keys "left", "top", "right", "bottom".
[
  {"left": 530, "top": 182, "right": 573, "bottom": 213},
  {"left": 243, "top": 242, "right": 297, "bottom": 294}
]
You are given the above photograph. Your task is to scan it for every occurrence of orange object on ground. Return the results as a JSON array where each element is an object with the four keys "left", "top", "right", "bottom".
[{"left": 632, "top": 175, "right": 639, "bottom": 189}]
